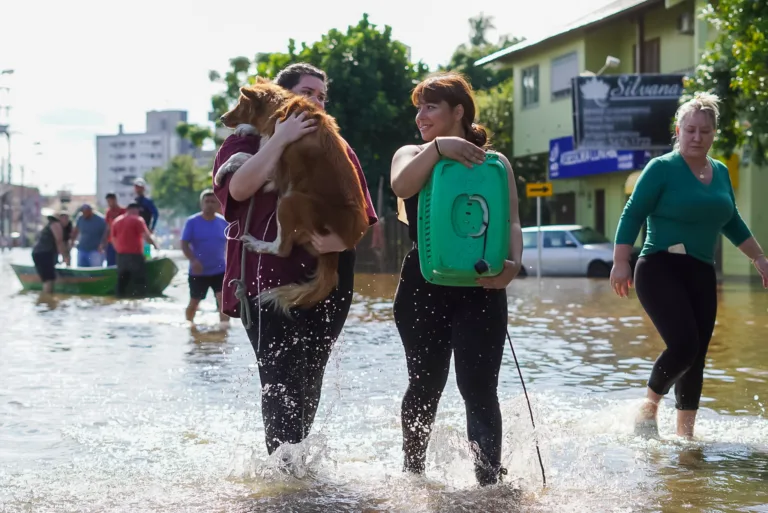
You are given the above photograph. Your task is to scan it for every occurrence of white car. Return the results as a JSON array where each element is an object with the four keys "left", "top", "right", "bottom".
[{"left": 519, "top": 225, "right": 633, "bottom": 278}]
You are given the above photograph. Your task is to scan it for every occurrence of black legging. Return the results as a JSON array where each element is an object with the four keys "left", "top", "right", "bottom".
[
  {"left": 634, "top": 251, "right": 717, "bottom": 410},
  {"left": 393, "top": 249, "right": 508, "bottom": 485},
  {"left": 245, "top": 250, "right": 355, "bottom": 454}
]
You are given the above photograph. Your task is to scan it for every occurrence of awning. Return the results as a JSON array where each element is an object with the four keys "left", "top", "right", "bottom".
[{"left": 624, "top": 170, "right": 643, "bottom": 195}]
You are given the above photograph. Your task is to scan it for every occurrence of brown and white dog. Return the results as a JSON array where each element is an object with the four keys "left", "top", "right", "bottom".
[{"left": 216, "top": 77, "right": 369, "bottom": 314}]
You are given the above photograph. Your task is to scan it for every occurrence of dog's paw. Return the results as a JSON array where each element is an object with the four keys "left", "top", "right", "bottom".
[
  {"left": 234, "top": 124, "right": 258, "bottom": 137},
  {"left": 218, "top": 152, "right": 252, "bottom": 177}
]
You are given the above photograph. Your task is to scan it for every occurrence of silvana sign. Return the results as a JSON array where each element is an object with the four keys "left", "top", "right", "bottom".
[
  {"left": 571, "top": 74, "right": 685, "bottom": 151},
  {"left": 549, "top": 136, "right": 657, "bottom": 180}
]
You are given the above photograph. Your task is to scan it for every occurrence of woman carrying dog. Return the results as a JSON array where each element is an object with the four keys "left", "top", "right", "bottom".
[
  {"left": 611, "top": 92, "right": 768, "bottom": 439},
  {"left": 389, "top": 72, "right": 523, "bottom": 485},
  {"left": 212, "top": 63, "right": 377, "bottom": 456}
]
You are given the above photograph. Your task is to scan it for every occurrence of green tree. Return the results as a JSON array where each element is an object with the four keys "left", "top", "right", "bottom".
[
  {"left": 145, "top": 155, "right": 210, "bottom": 217},
  {"left": 441, "top": 13, "right": 522, "bottom": 91},
  {"left": 208, "top": 14, "right": 429, "bottom": 212},
  {"left": 175, "top": 122, "right": 212, "bottom": 149},
  {"left": 683, "top": 0, "right": 768, "bottom": 164}
]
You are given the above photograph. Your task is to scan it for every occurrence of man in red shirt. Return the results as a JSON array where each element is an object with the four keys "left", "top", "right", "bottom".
[
  {"left": 99, "top": 192, "right": 127, "bottom": 267},
  {"left": 111, "top": 203, "right": 157, "bottom": 297}
]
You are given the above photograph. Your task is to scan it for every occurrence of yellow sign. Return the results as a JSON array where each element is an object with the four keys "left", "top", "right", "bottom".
[{"left": 526, "top": 182, "right": 553, "bottom": 198}]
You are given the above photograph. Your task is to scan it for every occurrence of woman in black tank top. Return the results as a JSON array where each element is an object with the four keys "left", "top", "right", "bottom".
[{"left": 390, "top": 72, "right": 524, "bottom": 486}]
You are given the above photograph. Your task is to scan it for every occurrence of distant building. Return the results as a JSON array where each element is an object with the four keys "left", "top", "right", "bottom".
[
  {"left": 42, "top": 190, "right": 98, "bottom": 215},
  {"left": 0, "top": 183, "right": 42, "bottom": 247},
  {"left": 96, "top": 110, "right": 210, "bottom": 209}
]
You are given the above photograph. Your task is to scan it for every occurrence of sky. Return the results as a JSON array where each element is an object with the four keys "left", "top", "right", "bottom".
[{"left": 1, "top": 0, "right": 610, "bottom": 196}]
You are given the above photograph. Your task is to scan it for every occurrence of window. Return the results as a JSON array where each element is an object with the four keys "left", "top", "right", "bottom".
[
  {"left": 542, "top": 231, "right": 570, "bottom": 248},
  {"left": 551, "top": 52, "right": 579, "bottom": 100},
  {"left": 632, "top": 37, "right": 661, "bottom": 73},
  {"left": 521, "top": 65, "right": 539, "bottom": 107},
  {"left": 570, "top": 227, "right": 610, "bottom": 245},
  {"left": 523, "top": 232, "right": 538, "bottom": 248}
]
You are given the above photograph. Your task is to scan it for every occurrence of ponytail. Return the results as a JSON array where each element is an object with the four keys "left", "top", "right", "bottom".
[{"left": 465, "top": 121, "right": 490, "bottom": 149}]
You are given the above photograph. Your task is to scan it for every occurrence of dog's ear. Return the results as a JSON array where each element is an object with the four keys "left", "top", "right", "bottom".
[
  {"left": 240, "top": 86, "right": 258, "bottom": 100},
  {"left": 253, "top": 76, "right": 269, "bottom": 84}
]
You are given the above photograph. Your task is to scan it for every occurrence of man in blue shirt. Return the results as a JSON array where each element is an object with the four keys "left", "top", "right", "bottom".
[
  {"left": 133, "top": 178, "right": 159, "bottom": 232},
  {"left": 70, "top": 204, "right": 107, "bottom": 267},
  {"left": 181, "top": 189, "right": 229, "bottom": 324}
]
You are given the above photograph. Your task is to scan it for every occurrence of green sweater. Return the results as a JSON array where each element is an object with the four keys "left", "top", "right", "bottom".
[{"left": 615, "top": 151, "right": 752, "bottom": 264}]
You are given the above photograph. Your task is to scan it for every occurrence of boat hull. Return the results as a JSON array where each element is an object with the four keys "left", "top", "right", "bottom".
[{"left": 10, "top": 257, "right": 179, "bottom": 296}]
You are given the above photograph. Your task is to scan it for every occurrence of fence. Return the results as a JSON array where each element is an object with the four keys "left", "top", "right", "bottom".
[{"left": 354, "top": 213, "right": 412, "bottom": 274}]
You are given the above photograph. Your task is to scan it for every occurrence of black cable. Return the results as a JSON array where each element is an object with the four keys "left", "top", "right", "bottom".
[{"left": 506, "top": 330, "right": 547, "bottom": 487}]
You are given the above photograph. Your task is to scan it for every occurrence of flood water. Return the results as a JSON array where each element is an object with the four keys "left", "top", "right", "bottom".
[{"left": 1, "top": 248, "right": 767, "bottom": 512}]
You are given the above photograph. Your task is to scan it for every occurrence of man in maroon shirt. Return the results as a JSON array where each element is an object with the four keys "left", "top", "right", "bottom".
[{"left": 213, "top": 63, "right": 377, "bottom": 461}]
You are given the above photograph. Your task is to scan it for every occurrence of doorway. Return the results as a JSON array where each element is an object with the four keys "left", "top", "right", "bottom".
[{"left": 594, "top": 189, "right": 606, "bottom": 235}]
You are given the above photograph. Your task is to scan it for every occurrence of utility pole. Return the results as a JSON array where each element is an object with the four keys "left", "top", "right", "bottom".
[{"left": 0, "top": 69, "right": 14, "bottom": 249}]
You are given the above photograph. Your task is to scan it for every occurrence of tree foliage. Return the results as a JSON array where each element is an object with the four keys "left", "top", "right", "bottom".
[
  {"left": 441, "top": 13, "right": 522, "bottom": 91},
  {"left": 145, "top": 155, "right": 210, "bottom": 217},
  {"left": 207, "top": 14, "right": 429, "bottom": 211},
  {"left": 683, "top": 0, "right": 768, "bottom": 164},
  {"left": 175, "top": 122, "right": 212, "bottom": 149}
]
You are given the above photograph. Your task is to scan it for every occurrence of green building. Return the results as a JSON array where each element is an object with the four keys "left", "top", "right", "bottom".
[{"left": 476, "top": 0, "right": 767, "bottom": 279}]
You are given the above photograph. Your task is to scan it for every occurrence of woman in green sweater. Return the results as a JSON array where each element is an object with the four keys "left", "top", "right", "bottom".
[{"left": 611, "top": 92, "right": 768, "bottom": 439}]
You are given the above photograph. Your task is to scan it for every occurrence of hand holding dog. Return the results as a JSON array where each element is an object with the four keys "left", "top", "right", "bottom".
[
  {"left": 274, "top": 112, "right": 317, "bottom": 146},
  {"left": 310, "top": 229, "right": 348, "bottom": 254}
]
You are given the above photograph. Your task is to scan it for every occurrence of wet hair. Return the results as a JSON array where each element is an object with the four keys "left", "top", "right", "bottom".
[
  {"left": 199, "top": 188, "right": 216, "bottom": 202},
  {"left": 673, "top": 92, "right": 720, "bottom": 150},
  {"left": 274, "top": 63, "right": 327, "bottom": 91},
  {"left": 105, "top": 192, "right": 117, "bottom": 200},
  {"left": 411, "top": 72, "right": 490, "bottom": 149}
]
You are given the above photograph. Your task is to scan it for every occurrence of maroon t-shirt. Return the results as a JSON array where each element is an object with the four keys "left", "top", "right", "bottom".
[{"left": 212, "top": 134, "right": 378, "bottom": 318}]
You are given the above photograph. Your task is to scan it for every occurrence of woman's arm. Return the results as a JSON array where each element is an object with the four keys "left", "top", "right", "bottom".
[
  {"left": 390, "top": 137, "right": 487, "bottom": 199},
  {"left": 737, "top": 237, "right": 765, "bottom": 262},
  {"left": 390, "top": 143, "right": 439, "bottom": 199},
  {"left": 228, "top": 112, "right": 317, "bottom": 202},
  {"left": 50, "top": 223, "right": 69, "bottom": 265},
  {"left": 498, "top": 153, "right": 523, "bottom": 265},
  {"left": 613, "top": 160, "right": 666, "bottom": 263}
]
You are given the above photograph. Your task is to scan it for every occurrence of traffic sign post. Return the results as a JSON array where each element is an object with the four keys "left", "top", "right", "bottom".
[
  {"left": 526, "top": 182, "right": 553, "bottom": 281},
  {"left": 526, "top": 182, "right": 553, "bottom": 198}
]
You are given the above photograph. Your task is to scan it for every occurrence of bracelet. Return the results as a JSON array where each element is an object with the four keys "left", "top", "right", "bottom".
[
  {"left": 434, "top": 138, "right": 442, "bottom": 156},
  {"left": 752, "top": 254, "right": 765, "bottom": 263}
]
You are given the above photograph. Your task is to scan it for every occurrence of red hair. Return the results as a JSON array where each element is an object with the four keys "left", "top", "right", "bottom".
[{"left": 411, "top": 72, "right": 490, "bottom": 149}]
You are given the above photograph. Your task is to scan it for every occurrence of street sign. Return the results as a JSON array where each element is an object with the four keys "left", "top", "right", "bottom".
[{"left": 526, "top": 182, "right": 553, "bottom": 198}]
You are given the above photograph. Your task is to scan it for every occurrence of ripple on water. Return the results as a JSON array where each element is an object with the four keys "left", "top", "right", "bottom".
[{"left": 2, "top": 253, "right": 768, "bottom": 511}]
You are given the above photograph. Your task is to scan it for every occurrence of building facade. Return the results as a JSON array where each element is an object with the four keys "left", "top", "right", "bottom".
[
  {"left": 95, "top": 110, "right": 190, "bottom": 209},
  {"left": 476, "top": 0, "right": 766, "bottom": 279}
]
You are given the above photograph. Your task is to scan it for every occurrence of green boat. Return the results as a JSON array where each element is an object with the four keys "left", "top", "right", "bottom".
[{"left": 10, "top": 257, "right": 179, "bottom": 296}]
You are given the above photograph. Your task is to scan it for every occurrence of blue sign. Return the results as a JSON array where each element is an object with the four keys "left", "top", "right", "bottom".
[{"left": 548, "top": 136, "right": 658, "bottom": 180}]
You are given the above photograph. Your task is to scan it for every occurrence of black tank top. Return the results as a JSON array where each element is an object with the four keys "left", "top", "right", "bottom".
[
  {"left": 402, "top": 195, "right": 419, "bottom": 243},
  {"left": 33, "top": 217, "right": 60, "bottom": 254}
]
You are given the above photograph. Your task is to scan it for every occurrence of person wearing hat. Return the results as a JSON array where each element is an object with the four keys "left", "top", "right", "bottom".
[
  {"left": 70, "top": 203, "right": 107, "bottom": 268},
  {"left": 133, "top": 178, "right": 159, "bottom": 233}
]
